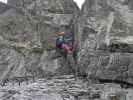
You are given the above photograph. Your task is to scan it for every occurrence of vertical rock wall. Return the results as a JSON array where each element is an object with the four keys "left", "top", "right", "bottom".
[
  {"left": 0, "top": 0, "right": 79, "bottom": 80},
  {"left": 79, "top": 0, "right": 133, "bottom": 84}
]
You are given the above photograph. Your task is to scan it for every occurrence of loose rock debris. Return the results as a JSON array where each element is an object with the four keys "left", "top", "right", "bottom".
[{"left": 0, "top": 75, "right": 132, "bottom": 100}]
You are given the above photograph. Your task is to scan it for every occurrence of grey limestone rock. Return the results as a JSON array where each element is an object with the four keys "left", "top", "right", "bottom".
[
  {"left": 79, "top": 0, "right": 133, "bottom": 84},
  {"left": 0, "top": 0, "right": 79, "bottom": 81}
]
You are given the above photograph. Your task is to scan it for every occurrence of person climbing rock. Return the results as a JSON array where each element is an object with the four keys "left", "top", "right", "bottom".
[
  {"left": 56, "top": 31, "right": 73, "bottom": 55},
  {"left": 55, "top": 26, "right": 78, "bottom": 80}
]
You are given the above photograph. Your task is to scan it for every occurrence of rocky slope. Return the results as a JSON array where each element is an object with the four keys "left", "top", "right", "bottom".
[
  {"left": 78, "top": 0, "right": 133, "bottom": 84},
  {"left": 0, "top": 75, "right": 132, "bottom": 100},
  {"left": 0, "top": 0, "right": 79, "bottom": 81}
]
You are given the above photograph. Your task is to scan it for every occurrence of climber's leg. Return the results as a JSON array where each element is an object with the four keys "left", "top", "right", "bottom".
[
  {"left": 67, "top": 52, "right": 78, "bottom": 80},
  {"left": 62, "top": 44, "right": 78, "bottom": 80}
]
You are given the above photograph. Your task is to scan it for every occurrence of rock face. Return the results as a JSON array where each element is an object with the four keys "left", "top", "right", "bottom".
[
  {"left": 79, "top": 0, "right": 133, "bottom": 84},
  {"left": 0, "top": 2, "right": 10, "bottom": 14},
  {"left": 0, "top": 2, "right": 21, "bottom": 15},
  {"left": 2, "top": 0, "right": 133, "bottom": 86},
  {"left": 0, "top": 0, "right": 79, "bottom": 81}
]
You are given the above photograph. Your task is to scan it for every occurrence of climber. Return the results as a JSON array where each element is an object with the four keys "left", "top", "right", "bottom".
[
  {"left": 56, "top": 31, "right": 73, "bottom": 55},
  {"left": 56, "top": 31, "right": 79, "bottom": 80},
  {"left": 55, "top": 25, "right": 79, "bottom": 80}
]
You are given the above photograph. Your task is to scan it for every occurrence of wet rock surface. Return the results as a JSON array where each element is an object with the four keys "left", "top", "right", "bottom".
[{"left": 0, "top": 75, "right": 132, "bottom": 100}]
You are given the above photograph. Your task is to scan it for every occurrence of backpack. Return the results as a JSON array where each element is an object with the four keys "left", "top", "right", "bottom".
[{"left": 56, "top": 37, "right": 64, "bottom": 48}]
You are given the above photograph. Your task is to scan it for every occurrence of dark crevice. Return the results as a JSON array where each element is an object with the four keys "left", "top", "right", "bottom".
[
  {"left": 108, "top": 43, "right": 133, "bottom": 53},
  {"left": 99, "top": 79, "right": 133, "bottom": 88}
]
